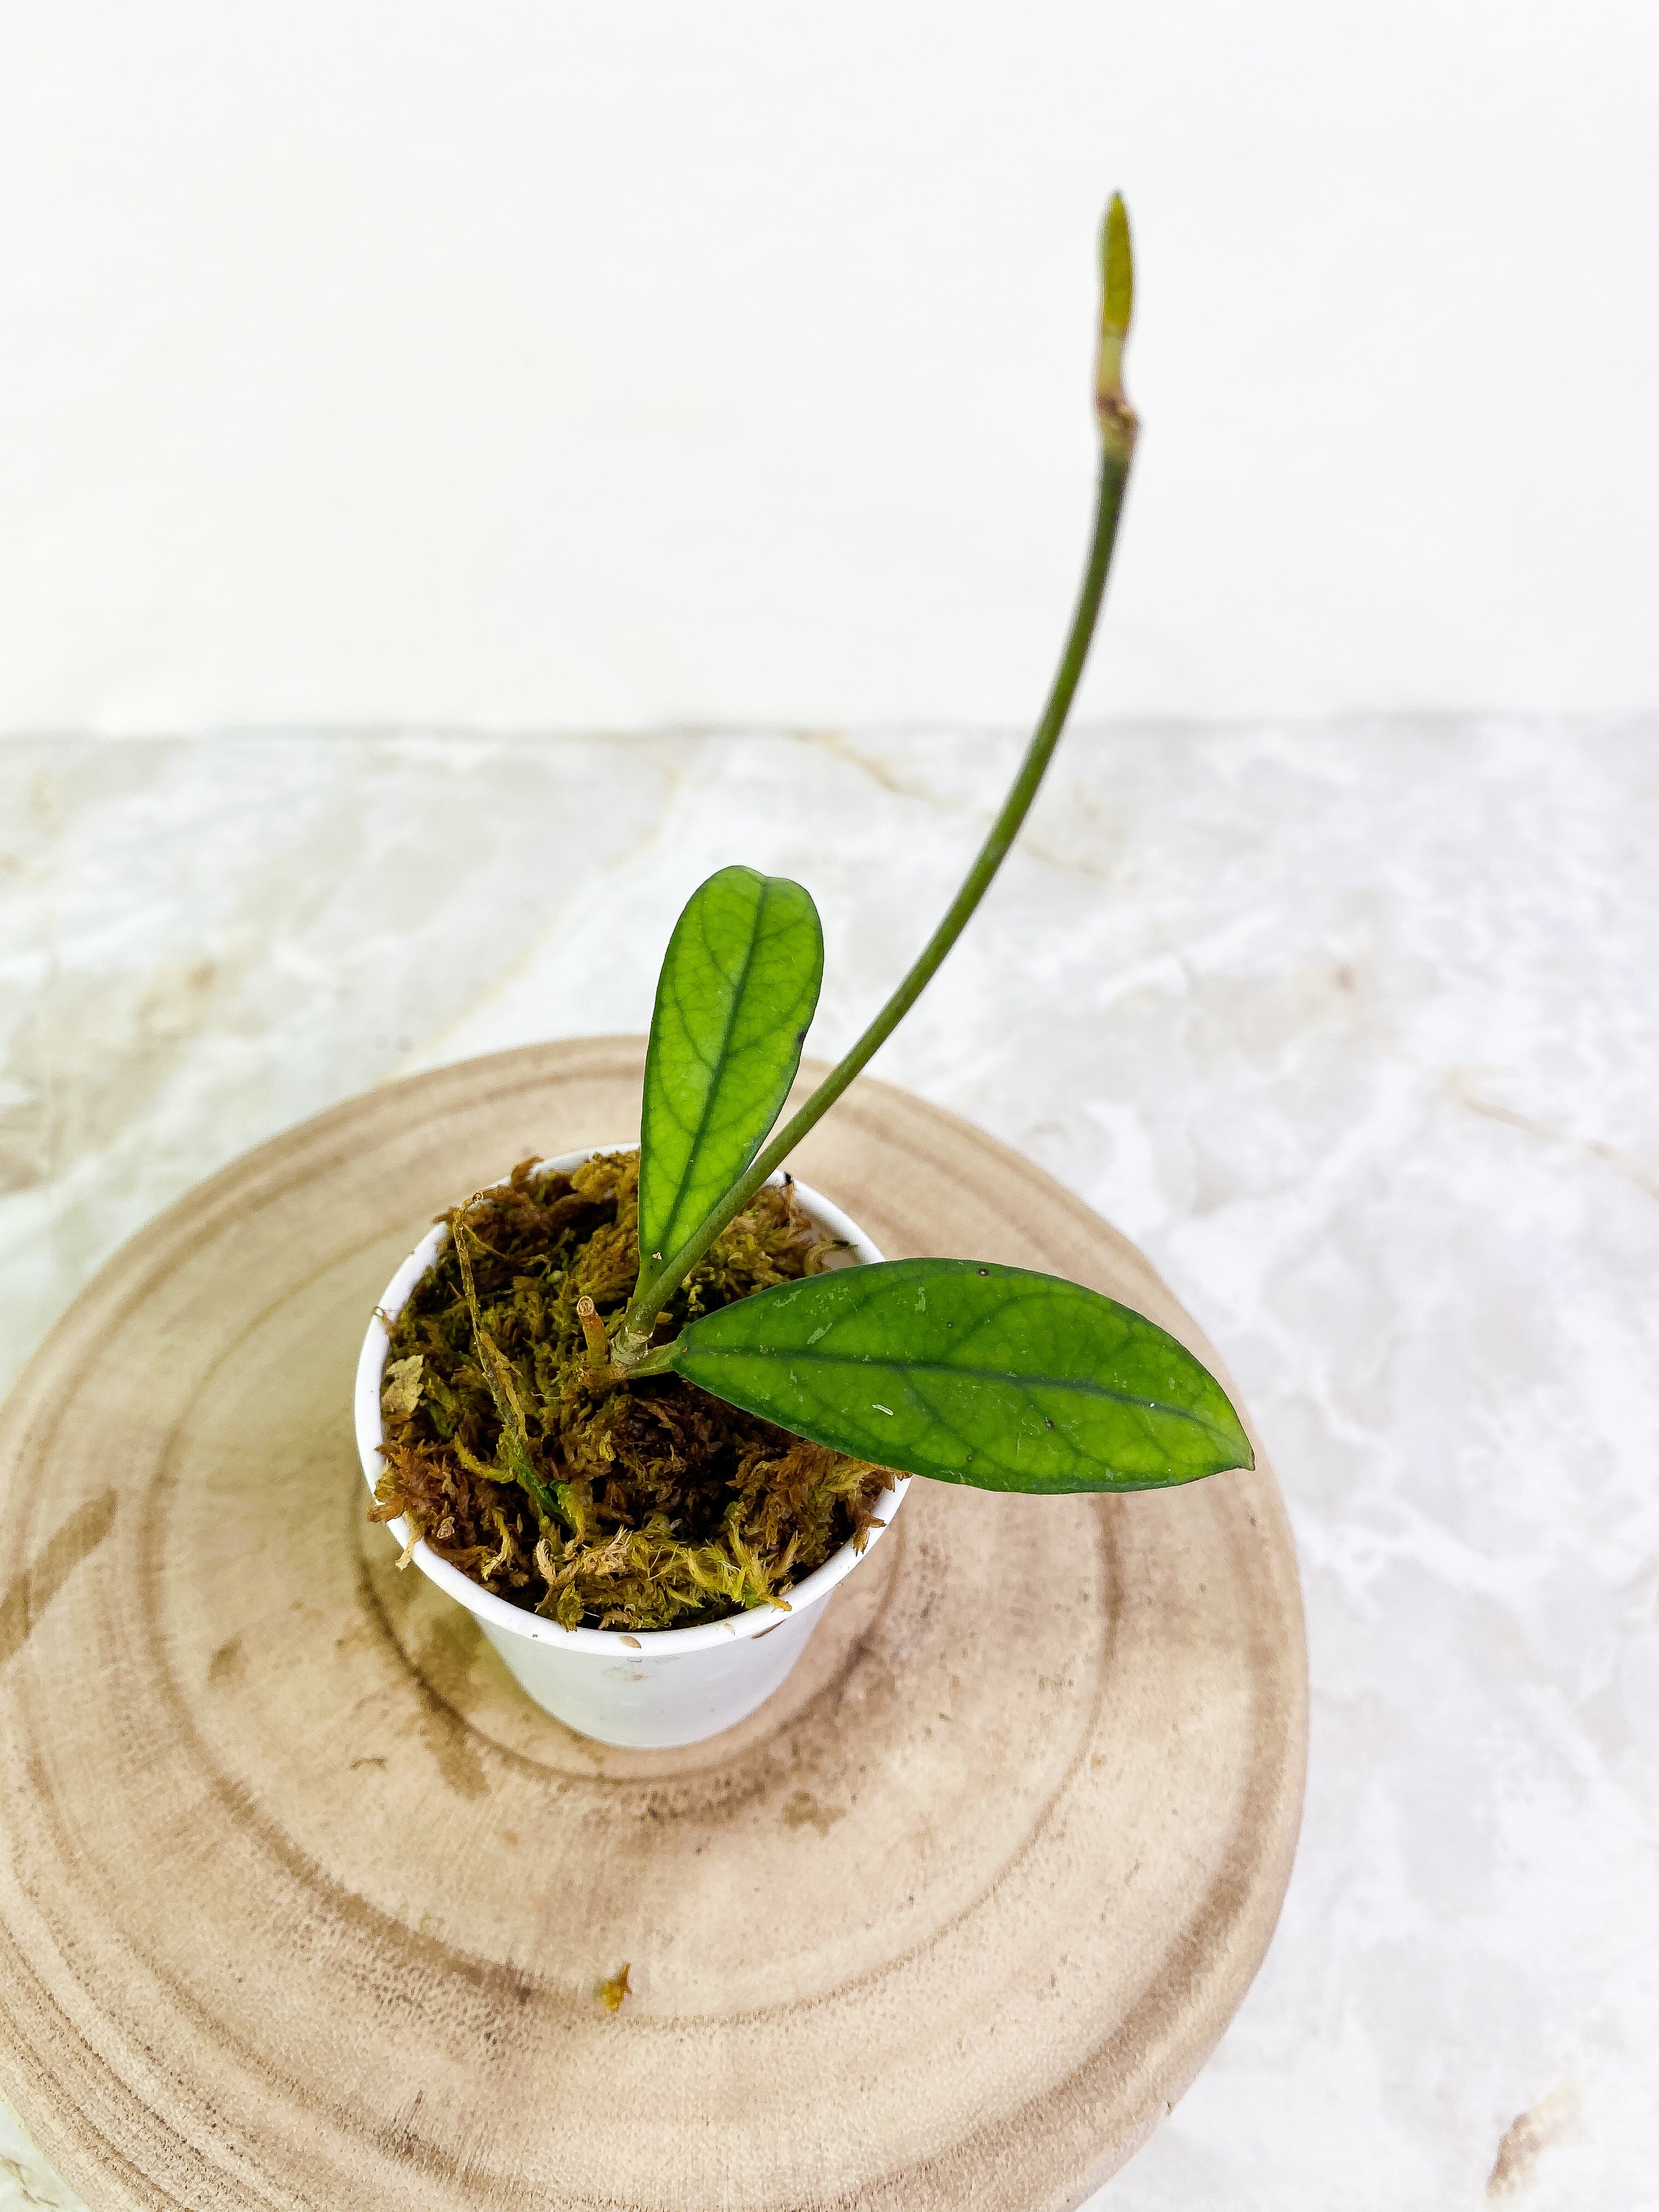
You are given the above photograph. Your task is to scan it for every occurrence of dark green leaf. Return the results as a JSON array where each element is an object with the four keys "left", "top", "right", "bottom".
[
  {"left": 665, "top": 1256, "right": 1252, "bottom": 1492},
  {"left": 639, "top": 865, "right": 823, "bottom": 1269}
]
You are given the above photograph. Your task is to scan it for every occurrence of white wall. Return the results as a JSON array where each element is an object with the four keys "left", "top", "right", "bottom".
[{"left": 1, "top": 1, "right": 1654, "bottom": 734}]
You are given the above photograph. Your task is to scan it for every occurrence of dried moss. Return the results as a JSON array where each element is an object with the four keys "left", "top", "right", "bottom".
[
  {"left": 594, "top": 1963, "right": 631, "bottom": 2012},
  {"left": 369, "top": 1151, "right": 893, "bottom": 1632}
]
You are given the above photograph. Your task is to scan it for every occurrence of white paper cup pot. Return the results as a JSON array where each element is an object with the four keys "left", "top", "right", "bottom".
[{"left": 355, "top": 1149, "right": 909, "bottom": 1750}]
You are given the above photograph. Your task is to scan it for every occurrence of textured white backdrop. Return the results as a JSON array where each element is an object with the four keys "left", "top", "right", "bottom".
[
  {"left": 2, "top": 724, "right": 1656, "bottom": 2208},
  {"left": 1, "top": 2, "right": 1657, "bottom": 733}
]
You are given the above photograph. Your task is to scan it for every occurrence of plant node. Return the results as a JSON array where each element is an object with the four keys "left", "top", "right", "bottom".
[{"left": 575, "top": 1294, "right": 613, "bottom": 1378}]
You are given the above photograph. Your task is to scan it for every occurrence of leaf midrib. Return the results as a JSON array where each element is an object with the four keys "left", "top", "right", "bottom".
[
  {"left": 657, "top": 878, "right": 774, "bottom": 1243},
  {"left": 679, "top": 1342, "right": 1224, "bottom": 1423}
]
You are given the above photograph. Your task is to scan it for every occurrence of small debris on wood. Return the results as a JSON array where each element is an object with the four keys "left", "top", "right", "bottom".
[{"left": 594, "top": 1963, "right": 631, "bottom": 2013}]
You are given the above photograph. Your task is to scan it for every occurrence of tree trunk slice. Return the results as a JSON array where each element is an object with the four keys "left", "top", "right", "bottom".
[{"left": 0, "top": 1040, "right": 1306, "bottom": 2211}]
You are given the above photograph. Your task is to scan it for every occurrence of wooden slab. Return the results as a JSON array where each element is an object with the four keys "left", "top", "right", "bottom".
[{"left": 0, "top": 1040, "right": 1306, "bottom": 2211}]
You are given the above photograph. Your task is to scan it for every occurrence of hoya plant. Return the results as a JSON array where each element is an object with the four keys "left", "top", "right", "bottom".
[
  {"left": 577, "top": 197, "right": 1251, "bottom": 1499},
  {"left": 375, "top": 200, "right": 1252, "bottom": 1634}
]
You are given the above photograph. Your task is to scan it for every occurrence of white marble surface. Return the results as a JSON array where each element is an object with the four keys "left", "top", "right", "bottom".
[{"left": 2, "top": 724, "right": 1657, "bottom": 2208}]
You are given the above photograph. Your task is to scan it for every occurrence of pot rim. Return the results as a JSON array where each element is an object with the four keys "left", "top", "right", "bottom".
[{"left": 355, "top": 1144, "right": 910, "bottom": 1655}]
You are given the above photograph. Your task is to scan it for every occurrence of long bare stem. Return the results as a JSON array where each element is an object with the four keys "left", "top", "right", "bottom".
[{"left": 612, "top": 196, "right": 1141, "bottom": 1368}]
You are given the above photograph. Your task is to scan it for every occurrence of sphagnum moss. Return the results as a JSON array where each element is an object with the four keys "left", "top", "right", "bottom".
[{"left": 370, "top": 1151, "right": 893, "bottom": 1632}]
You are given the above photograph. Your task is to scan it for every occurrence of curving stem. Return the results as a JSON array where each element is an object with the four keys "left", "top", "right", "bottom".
[{"left": 611, "top": 196, "right": 1141, "bottom": 1370}]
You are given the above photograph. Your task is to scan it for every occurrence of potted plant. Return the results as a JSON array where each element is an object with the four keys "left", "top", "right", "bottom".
[{"left": 356, "top": 199, "right": 1252, "bottom": 1747}]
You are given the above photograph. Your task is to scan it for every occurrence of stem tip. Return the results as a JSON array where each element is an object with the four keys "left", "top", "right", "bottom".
[{"left": 1095, "top": 194, "right": 1137, "bottom": 453}]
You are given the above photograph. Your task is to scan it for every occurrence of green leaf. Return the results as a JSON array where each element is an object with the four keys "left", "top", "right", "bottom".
[
  {"left": 639, "top": 865, "right": 824, "bottom": 1270},
  {"left": 664, "top": 1256, "right": 1252, "bottom": 1492}
]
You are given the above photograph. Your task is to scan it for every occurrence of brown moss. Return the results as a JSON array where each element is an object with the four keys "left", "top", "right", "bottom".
[{"left": 369, "top": 1151, "right": 893, "bottom": 1632}]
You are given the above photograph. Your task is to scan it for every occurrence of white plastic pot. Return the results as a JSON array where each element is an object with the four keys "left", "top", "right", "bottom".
[{"left": 355, "top": 1148, "right": 908, "bottom": 1749}]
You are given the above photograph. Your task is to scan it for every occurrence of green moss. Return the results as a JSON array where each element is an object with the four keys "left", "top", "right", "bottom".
[{"left": 369, "top": 1151, "right": 893, "bottom": 1632}]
